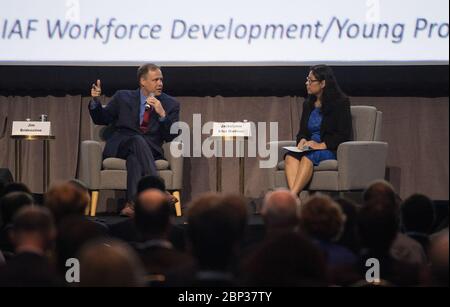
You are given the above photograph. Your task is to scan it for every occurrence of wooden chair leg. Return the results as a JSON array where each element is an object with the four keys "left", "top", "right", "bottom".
[
  {"left": 90, "top": 190, "right": 99, "bottom": 217},
  {"left": 84, "top": 200, "right": 91, "bottom": 216},
  {"left": 172, "top": 191, "right": 182, "bottom": 217}
]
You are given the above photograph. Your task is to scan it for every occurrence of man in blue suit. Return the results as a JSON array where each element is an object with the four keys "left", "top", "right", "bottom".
[{"left": 89, "top": 63, "right": 180, "bottom": 216}]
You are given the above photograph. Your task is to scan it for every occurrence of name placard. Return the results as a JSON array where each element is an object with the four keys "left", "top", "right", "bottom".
[
  {"left": 212, "top": 122, "right": 252, "bottom": 138},
  {"left": 12, "top": 121, "right": 52, "bottom": 136}
]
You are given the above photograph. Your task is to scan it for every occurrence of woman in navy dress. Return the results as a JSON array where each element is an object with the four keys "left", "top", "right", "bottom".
[{"left": 285, "top": 65, "right": 352, "bottom": 195}]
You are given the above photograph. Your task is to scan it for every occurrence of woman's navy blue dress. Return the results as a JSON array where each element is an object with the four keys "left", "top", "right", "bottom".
[{"left": 286, "top": 107, "right": 336, "bottom": 166}]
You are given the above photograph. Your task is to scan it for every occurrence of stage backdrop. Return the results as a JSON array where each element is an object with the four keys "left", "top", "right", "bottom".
[{"left": 0, "top": 95, "right": 448, "bottom": 210}]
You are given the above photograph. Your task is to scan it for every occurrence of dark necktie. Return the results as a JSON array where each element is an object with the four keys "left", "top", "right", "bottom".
[{"left": 140, "top": 107, "right": 152, "bottom": 133}]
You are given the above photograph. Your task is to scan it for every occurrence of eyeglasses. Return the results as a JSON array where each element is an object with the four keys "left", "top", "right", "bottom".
[{"left": 306, "top": 77, "right": 321, "bottom": 84}]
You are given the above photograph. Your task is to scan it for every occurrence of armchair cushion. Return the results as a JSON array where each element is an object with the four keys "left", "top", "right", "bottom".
[{"left": 102, "top": 158, "right": 170, "bottom": 171}]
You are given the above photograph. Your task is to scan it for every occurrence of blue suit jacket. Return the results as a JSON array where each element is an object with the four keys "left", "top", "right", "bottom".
[{"left": 89, "top": 89, "right": 180, "bottom": 160}]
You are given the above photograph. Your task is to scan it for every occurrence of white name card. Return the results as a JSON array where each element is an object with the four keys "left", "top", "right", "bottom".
[
  {"left": 12, "top": 121, "right": 52, "bottom": 136},
  {"left": 212, "top": 122, "right": 252, "bottom": 138}
]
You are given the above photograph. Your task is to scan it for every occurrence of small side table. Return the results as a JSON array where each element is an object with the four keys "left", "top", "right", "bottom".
[
  {"left": 11, "top": 135, "right": 55, "bottom": 193},
  {"left": 215, "top": 136, "right": 247, "bottom": 196}
]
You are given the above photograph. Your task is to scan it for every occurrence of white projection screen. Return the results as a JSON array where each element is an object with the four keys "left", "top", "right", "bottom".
[{"left": 0, "top": 0, "right": 448, "bottom": 66}]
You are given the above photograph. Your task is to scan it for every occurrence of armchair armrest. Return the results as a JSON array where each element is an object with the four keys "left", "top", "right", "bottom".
[
  {"left": 337, "top": 141, "right": 388, "bottom": 190},
  {"left": 78, "top": 140, "right": 103, "bottom": 190},
  {"left": 163, "top": 141, "right": 184, "bottom": 190}
]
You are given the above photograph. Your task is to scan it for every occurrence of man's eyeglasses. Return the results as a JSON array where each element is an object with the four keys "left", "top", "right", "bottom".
[{"left": 306, "top": 77, "right": 321, "bottom": 84}]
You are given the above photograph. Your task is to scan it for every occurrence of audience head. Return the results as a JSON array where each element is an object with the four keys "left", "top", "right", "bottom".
[
  {"left": 11, "top": 206, "right": 56, "bottom": 254},
  {"left": 187, "top": 193, "right": 248, "bottom": 271},
  {"left": 261, "top": 189, "right": 299, "bottom": 234},
  {"left": 0, "top": 182, "right": 31, "bottom": 198},
  {"left": 299, "top": 194, "right": 346, "bottom": 242},
  {"left": 56, "top": 216, "right": 106, "bottom": 275},
  {"left": 78, "top": 239, "right": 145, "bottom": 287},
  {"left": 358, "top": 199, "right": 399, "bottom": 253},
  {"left": 335, "top": 198, "right": 360, "bottom": 253},
  {"left": 428, "top": 231, "right": 449, "bottom": 286},
  {"left": 359, "top": 180, "right": 402, "bottom": 254},
  {"left": 68, "top": 179, "right": 91, "bottom": 202},
  {"left": 44, "top": 182, "right": 89, "bottom": 224},
  {"left": 134, "top": 189, "right": 171, "bottom": 239},
  {"left": 241, "top": 232, "right": 327, "bottom": 286},
  {"left": 137, "top": 175, "right": 166, "bottom": 195},
  {"left": 363, "top": 180, "right": 398, "bottom": 210},
  {"left": 0, "top": 191, "right": 34, "bottom": 226},
  {"left": 401, "top": 194, "right": 436, "bottom": 234}
]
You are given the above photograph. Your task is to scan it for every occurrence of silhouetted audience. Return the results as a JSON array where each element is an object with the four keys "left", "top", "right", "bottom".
[
  {"left": 133, "top": 189, "right": 194, "bottom": 281},
  {"left": 240, "top": 232, "right": 327, "bottom": 286},
  {"left": 335, "top": 197, "right": 361, "bottom": 254},
  {"left": 363, "top": 180, "right": 426, "bottom": 265},
  {"left": 180, "top": 193, "right": 248, "bottom": 286},
  {"left": 401, "top": 194, "right": 436, "bottom": 252},
  {"left": 0, "top": 191, "right": 34, "bottom": 254},
  {"left": 0, "top": 206, "right": 60, "bottom": 286},
  {"left": 67, "top": 179, "right": 91, "bottom": 214},
  {"left": 0, "top": 176, "right": 446, "bottom": 287},
  {"left": 55, "top": 216, "right": 107, "bottom": 279},
  {"left": 427, "top": 230, "right": 449, "bottom": 286},
  {"left": 0, "top": 182, "right": 31, "bottom": 199},
  {"left": 1, "top": 192, "right": 34, "bottom": 226},
  {"left": 358, "top": 198, "right": 421, "bottom": 286},
  {"left": 109, "top": 175, "right": 187, "bottom": 251},
  {"left": 299, "top": 194, "right": 358, "bottom": 285},
  {"left": 44, "top": 182, "right": 89, "bottom": 224},
  {"left": 41, "top": 181, "right": 109, "bottom": 283},
  {"left": 78, "top": 238, "right": 146, "bottom": 287}
]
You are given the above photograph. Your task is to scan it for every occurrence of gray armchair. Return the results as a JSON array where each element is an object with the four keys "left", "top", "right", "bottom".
[
  {"left": 270, "top": 106, "right": 388, "bottom": 194},
  {"left": 78, "top": 125, "right": 183, "bottom": 216}
]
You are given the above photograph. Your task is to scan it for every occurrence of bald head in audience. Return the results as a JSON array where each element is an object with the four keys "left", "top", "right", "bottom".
[
  {"left": 134, "top": 189, "right": 172, "bottom": 240},
  {"left": 261, "top": 189, "right": 300, "bottom": 235}
]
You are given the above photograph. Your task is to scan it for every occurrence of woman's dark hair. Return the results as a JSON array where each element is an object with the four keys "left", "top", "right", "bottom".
[{"left": 308, "top": 65, "right": 348, "bottom": 113}]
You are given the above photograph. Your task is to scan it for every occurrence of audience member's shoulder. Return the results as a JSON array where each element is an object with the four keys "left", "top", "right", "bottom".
[
  {"left": 391, "top": 232, "right": 427, "bottom": 265},
  {"left": 430, "top": 227, "right": 448, "bottom": 241},
  {"left": 0, "top": 252, "right": 61, "bottom": 286}
]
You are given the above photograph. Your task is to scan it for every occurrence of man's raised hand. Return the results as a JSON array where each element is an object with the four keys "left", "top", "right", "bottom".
[{"left": 91, "top": 79, "right": 101, "bottom": 97}]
